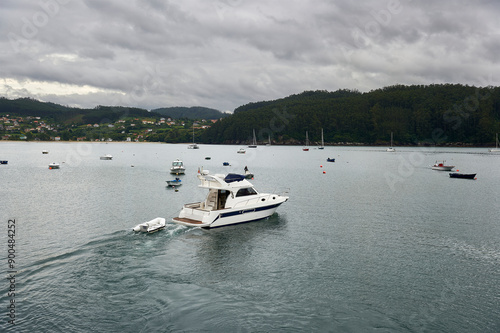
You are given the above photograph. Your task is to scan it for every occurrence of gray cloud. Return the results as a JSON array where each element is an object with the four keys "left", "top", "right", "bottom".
[{"left": 1, "top": 0, "right": 499, "bottom": 112}]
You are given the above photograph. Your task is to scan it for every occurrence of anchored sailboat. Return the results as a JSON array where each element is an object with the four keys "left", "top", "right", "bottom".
[
  {"left": 188, "top": 123, "right": 199, "bottom": 149},
  {"left": 248, "top": 129, "right": 257, "bottom": 148},
  {"left": 489, "top": 133, "right": 500, "bottom": 153},
  {"left": 319, "top": 128, "right": 324, "bottom": 149},
  {"left": 303, "top": 131, "right": 309, "bottom": 151},
  {"left": 386, "top": 132, "right": 395, "bottom": 152}
]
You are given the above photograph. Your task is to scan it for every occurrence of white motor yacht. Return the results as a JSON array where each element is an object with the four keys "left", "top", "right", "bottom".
[
  {"left": 100, "top": 154, "right": 113, "bottom": 160},
  {"left": 171, "top": 171, "right": 288, "bottom": 228},
  {"left": 170, "top": 159, "right": 186, "bottom": 174}
]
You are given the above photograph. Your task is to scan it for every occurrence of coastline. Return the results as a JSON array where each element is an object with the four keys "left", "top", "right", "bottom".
[{"left": 0, "top": 140, "right": 496, "bottom": 148}]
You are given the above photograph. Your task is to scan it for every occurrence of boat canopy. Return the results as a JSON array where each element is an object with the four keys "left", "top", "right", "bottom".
[{"left": 224, "top": 173, "right": 245, "bottom": 183}]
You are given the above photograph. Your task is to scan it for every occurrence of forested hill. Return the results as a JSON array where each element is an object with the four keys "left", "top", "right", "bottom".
[
  {"left": 0, "top": 97, "right": 155, "bottom": 124},
  {"left": 202, "top": 84, "right": 500, "bottom": 145},
  {"left": 151, "top": 106, "right": 229, "bottom": 120}
]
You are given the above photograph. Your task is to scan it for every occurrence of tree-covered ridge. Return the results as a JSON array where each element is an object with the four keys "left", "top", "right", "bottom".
[
  {"left": 151, "top": 106, "right": 229, "bottom": 120},
  {"left": 202, "top": 84, "right": 500, "bottom": 145},
  {"left": 0, "top": 97, "right": 216, "bottom": 142},
  {"left": 0, "top": 97, "right": 158, "bottom": 124}
]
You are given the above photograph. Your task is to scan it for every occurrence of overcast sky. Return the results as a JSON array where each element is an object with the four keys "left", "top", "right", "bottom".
[{"left": 1, "top": 0, "right": 499, "bottom": 112}]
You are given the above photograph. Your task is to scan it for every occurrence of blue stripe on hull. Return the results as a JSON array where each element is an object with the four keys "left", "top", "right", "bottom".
[
  {"left": 207, "top": 203, "right": 283, "bottom": 228},
  {"left": 219, "top": 203, "right": 281, "bottom": 218},
  {"left": 203, "top": 215, "right": 275, "bottom": 229}
]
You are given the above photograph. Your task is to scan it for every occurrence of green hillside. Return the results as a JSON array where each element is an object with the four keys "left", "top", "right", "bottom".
[{"left": 202, "top": 84, "right": 500, "bottom": 146}]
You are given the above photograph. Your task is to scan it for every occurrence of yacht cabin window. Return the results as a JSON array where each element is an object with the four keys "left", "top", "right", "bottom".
[{"left": 235, "top": 187, "right": 257, "bottom": 197}]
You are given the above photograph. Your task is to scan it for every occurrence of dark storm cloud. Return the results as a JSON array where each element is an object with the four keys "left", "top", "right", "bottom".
[{"left": 1, "top": 0, "right": 499, "bottom": 111}]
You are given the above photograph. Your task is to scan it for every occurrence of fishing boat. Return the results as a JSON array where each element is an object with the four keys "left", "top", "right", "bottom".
[
  {"left": 449, "top": 173, "right": 476, "bottom": 179},
  {"left": 166, "top": 177, "right": 182, "bottom": 186},
  {"left": 237, "top": 148, "right": 246, "bottom": 154},
  {"left": 100, "top": 154, "right": 113, "bottom": 160},
  {"left": 248, "top": 129, "right": 257, "bottom": 148},
  {"left": 489, "top": 133, "right": 500, "bottom": 153},
  {"left": 42, "top": 150, "right": 49, "bottom": 154},
  {"left": 132, "top": 217, "right": 166, "bottom": 233},
  {"left": 431, "top": 161, "right": 454, "bottom": 171},
  {"left": 303, "top": 131, "right": 309, "bottom": 151},
  {"left": 170, "top": 159, "right": 186, "bottom": 174},
  {"left": 48, "top": 162, "right": 60, "bottom": 169},
  {"left": 319, "top": 128, "right": 324, "bottom": 149},
  {"left": 327, "top": 158, "right": 335, "bottom": 162},
  {"left": 386, "top": 132, "right": 395, "bottom": 152},
  {"left": 171, "top": 170, "right": 288, "bottom": 228}
]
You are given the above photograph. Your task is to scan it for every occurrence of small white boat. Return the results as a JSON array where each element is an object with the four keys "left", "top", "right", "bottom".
[
  {"left": 132, "top": 217, "right": 166, "bottom": 233},
  {"left": 171, "top": 170, "right": 288, "bottom": 228},
  {"left": 170, "top": 159, "right": 186, "bottom": 174},
  {"left": 100, "top": 154, "right": 113, "bottom": 160},
  {"left": 244, "top": 166, "right": 254, "bottom": 179},
  {"left": 166, "top": 177, "right": 182, "bottom": 186},
  {"left": 489, "top": 133, "right": 500, "bottom": 153},
  {"left": 48, "top": 162, "right": 60, "bottom": 169},
  {"left": 42, "top": 150, "right": 49, "bottom": 154},
  {"left": 237, "top": 148, "right": 246, "bottom": 154},
  {"left": 431, "top": 161, "right": 454, "bottom": 171}
]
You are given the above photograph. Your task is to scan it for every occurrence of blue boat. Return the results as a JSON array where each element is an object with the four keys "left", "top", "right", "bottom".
[
  {"left": 449, "top": 173, "right": 476, "bottom": 179},
  {"left": 327, "top": 158, "right": 335, "bottom": 162},
  {"left": 0, "top": 160, "right": 8, "bottom": 164},
  {"left": 166, "top": 177, "right": 182, "bottom": 186},
  {"left": 223, "top": 162, "right": 230, "bottom": 166}
]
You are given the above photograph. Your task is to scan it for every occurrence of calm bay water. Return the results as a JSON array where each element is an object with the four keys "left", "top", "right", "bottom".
[{"left": 1, "top": 142, "right": 499, "bottom": 332}]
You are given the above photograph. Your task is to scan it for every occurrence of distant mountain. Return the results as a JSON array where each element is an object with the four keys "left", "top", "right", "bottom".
[
  {"left": 0, "top": 97, "right": 78, "bottom": 121},
  {"left": 151, "top": 106, "right": 229, "bottom": 120},
  {"left": 0, "top": 97, "right": 224, "bottom": 124}
]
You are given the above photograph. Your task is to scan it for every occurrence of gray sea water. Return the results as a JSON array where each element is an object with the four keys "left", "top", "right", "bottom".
[{"left": 1, "top": 142, "right": 499, "bottom": 332}]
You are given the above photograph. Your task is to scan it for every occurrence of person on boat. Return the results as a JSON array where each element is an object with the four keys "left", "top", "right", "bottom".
[{"left": 244, "top": 166, "right": 248, "bottom": 173}]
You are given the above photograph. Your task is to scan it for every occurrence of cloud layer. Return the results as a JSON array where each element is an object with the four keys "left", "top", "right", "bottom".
[{"left": 1, "top": 0, "right": 499, "bottom": 112}]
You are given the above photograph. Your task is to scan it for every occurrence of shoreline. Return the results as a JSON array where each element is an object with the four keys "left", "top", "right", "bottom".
[{"left": 0, "top": 140, "right": 496, "bottom": 148}]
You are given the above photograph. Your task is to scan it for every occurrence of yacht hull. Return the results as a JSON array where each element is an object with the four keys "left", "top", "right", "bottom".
[{"left": 172, "top": 200, "right": 287, "bottom": 228}]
